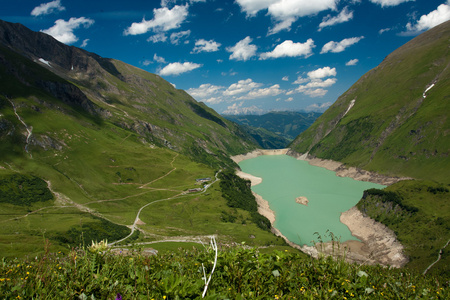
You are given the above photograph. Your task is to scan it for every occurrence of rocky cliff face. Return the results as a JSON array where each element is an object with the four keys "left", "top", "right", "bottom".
[
  {"left": 289, "top": 20, "right": 450, "bottom": 184},
  {"left": 0, "top": 19, "right": 257, "bottom": 166}
]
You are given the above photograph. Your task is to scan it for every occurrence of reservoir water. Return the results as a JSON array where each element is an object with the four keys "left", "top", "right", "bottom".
[{"left": 238, "top": 155, "right": 385, "bottom": 246}]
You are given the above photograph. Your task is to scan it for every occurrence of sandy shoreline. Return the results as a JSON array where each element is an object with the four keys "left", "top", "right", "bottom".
[{"left": 231, "top": 149, "right": 408, "bottom": 267}]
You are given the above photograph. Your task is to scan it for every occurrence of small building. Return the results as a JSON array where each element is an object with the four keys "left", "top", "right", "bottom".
[{"left": 196, "top": 177, "right": 211, "bottom": 183}]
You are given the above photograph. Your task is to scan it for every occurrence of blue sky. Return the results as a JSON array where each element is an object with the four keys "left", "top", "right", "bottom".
[{"left": 2, "top": 1, "right": 449, "bottom": 114}]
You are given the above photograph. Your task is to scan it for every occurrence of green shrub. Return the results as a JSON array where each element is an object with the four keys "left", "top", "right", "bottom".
[{"left": 0, "top": 174, "right": 53, "bottom": 206}]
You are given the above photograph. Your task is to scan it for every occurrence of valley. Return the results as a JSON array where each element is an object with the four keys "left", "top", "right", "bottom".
[{"left": 0, "top": 16, "right": 449, "bottom": 298}]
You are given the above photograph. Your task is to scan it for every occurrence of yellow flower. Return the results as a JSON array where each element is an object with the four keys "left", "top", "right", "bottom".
[{"left": 163, "top": 296, "right": 166, "bottom": 299}]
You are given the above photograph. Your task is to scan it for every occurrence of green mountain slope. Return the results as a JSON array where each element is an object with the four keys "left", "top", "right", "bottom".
[
  {"left": 290, "top": 20, "right": 450, "bottom": 184},
  {"left": 0, "top": 20, "right": 285, "bottom": 258},
  {"left": 0, "top": 20, "right": 257, "bottom": 168}
]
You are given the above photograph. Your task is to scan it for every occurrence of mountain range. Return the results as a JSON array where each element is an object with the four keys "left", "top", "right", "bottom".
[
  {"left": 0, "top": 18, "right": 449, "bottom": 275},
  {"left": 224, "top": 111, "right": 321, "bottom": 148}
]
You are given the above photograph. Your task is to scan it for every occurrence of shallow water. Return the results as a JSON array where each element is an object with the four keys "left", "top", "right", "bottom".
[{"left": 238, "top": 155, "right": 385, "bottom": 246}]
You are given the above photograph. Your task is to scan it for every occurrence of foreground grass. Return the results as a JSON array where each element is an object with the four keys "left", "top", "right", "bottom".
[{"left": 1, "top": 242, "right": 447, "bottom": 300}]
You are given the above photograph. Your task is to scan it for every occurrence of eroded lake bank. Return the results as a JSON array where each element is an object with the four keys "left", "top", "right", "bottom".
[{"left": 232, "top": 149, "right": 408, "bottom": 268}]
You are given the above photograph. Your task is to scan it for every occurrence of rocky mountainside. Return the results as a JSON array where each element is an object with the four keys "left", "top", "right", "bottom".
[
  {"left": 0, "top": 19, "right": 256, "bottom": 168},
  {"left": 290, "top": 20, "right": 450, "bottom": 184}
]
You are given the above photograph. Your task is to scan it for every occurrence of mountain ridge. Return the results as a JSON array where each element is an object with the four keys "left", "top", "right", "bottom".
[{"left": 0, "top": 19, "right": 257, "bottom": 167}]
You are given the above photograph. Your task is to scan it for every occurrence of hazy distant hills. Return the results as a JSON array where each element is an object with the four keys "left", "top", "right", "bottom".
[
  {"left": 224, "top": 111, "right": 321, "bottom": 148},
  {"left": 290, "top": 20, "right": 450, "bottom": 185}
]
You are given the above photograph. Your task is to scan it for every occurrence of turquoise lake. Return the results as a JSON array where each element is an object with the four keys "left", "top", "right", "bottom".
[{"left": 238, "top": 155, "right": 385, "bottom": 246}]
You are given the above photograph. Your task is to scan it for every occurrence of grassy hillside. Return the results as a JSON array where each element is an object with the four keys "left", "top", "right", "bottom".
[
  {"left": 0, "top": 245, "right": 447, "bottom": 299},
  {"left": 357, "top": 180, "right": 450, "bottom": 276},
  {"left": 0, "top": 20, "right": 282, "bottom": 258},
  {"left": 289, "top": 21, "right": 450, "bottom": 184}
]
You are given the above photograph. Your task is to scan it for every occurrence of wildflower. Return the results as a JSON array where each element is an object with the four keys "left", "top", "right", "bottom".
[
  {"left": 115, "top": 293, "right": 122, "bottom": 300},
  {"left": 163, "top": 296, "right": 167, "bottom": 299}
]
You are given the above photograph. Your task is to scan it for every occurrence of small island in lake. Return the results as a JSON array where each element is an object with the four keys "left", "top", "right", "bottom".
[{"left": 295, "top": 196, "right": 309, "bottom": 206}]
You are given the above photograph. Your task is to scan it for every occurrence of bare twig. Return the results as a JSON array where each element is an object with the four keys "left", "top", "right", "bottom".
[{"left": 202, "top": 236, "right": 218, "bottom": 298}]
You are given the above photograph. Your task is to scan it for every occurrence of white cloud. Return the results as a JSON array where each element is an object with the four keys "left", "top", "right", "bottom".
[
  {"left": 318, "top": 7, "right": 353, "bottom": 31},
  {"left": 290, "top": 66, "right": 337, "bottom": 98},
  {"left": 282, "top": 76, "right": 289, "bottom": 81},
  {"left": 320, "top": 36, "right": 364, "bottom": 54},
  {"left": 236, "top": 0, "right": 337, "bottom": 34},
  {"left": 158, "top": 62, "right": 202, "bottom": 76},
  {"left": 303, "top": 88, "right": 328, "bottom": 97},
  {"left": 226, "top": 36, "right": 258, "bottom": 61},
  {"left": 124, "top": 4, "right": 188, "bottom": 35},
  {"left": 170, "top": 30, "right": 191, "bottom": 44},
  {"left": 31, "top": 0, "right": 65, "bottom": 16},
  {"left": 307, "top": 66, "right": 337, "bottom": 79},
  {"left": 41, "top": 17, "right": 94, "bottom": 44},
  {"left": 268, "top": 17, "right": 297, "bottom": 35},
  {"left": 192, "top": 39, "right": 221, "bottom": 53},
  {"left": 369, "top": 0, "right": 413, "bottom": 7},
  {"left": 224, "top": 78, "right": 263, "bottom": 96},
  {"left": 153, "top": 53, "right": 166, "bottom": 63},
  {"left": 346, "top": 58, "right": 359, "bottom": 66},
  {"left": 260, "top": 39, "right": 315, "bottom": 60},
  {"left": 142, "top": 60, "right": 153, "bottom": 66},
  {"left": 379, "top": 27, "right": 392, "bottom": 34},
  {"left": 187, "top": 83, "right": 224, "bottom": 99},
  {"left": 405, "top": 2, "right": 450, "bottom": 33},
  {"left": 222, "top": 102, "right": 265, "bottom": 115},
  {"left": 188, "top": 78, "right": 286, "bottom": 105},
  {"left": 286, "top": 97, "right": 294, "bottom": 102},
  {"left": 80, "top": 39, "right": 89, "bottom": 48},
  {"left": 293, "top": 76, "right": 308, "bottom": 84},
  {"left": 147, "top": 33, "right": 168, "bottom": 43},
  {"left": 237, "top": 84, "right": 283, "bottom": 100}
]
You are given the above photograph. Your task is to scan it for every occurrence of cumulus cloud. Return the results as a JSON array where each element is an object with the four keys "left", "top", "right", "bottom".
[
  {"left": 224, "top": 78, "right": 263, "bottom": 96},
  {"left": 369, "top": 0, "right": 413, "bottom": 7},
  {"left": 124, "top": 4, "right": 188, "bottom": 35},
  {"left": 147, "top": 33, "right": 168, "bottom": 43},
  {"left": 192, "top": 39, "right": 221, "bottom": 53},
  {"left": 346, "top": 58, "right": 359, "bottom": 66},
  {"left": 222, "top": 102, "right": 265, "bottom": 115},
  {"left": 188, "top": 78, "right": 286, "bottom": 104},
  {"left": 320, "top": 36, "right": 364, "bottom": 54},
  {"left": 260, "top": 39, "right": 315, "bottom": 60},
  {"left": 31, "top": 0, "right": 65, "bottom": 16},
  {"left": 379, "top": 27, "right": 392, "bottom": 34},
  {"left": 226, "top": 36, "right": 258, "bottom": 61},
  {"left": 307, "top": 66, "right": 337, "bottom": 79},
  {"left": 187, "top": 83, "right": 224, "bottom": 100},
  {"left": 153, "top": 53, "right": 166, "bottom": 63},
  {"left": 236, "top": 0, "right": 337, "bottom": 34},
  {"left": 80, "top": 39, "right": 89, "bottom": 48},
  {"left": 290, "top": 66, "right": 337, "bottom": 98},
  {"left": 237, "top": 84, "right": 283, "bottom": 100},
  {"left": 170, "top": 30, "right": 191, "bottom": 44},
  {"left": 158, "top": 62, "right": 202, "bottom": 76},
  {"left": 405, "top": 1, "right": 450, "bottom": 33},
  {"left": 318, "top": 7, "right": 353, "bottom": 31},
  {"left": 41, "top": 17, "right": 94, "bottom": 44}
]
